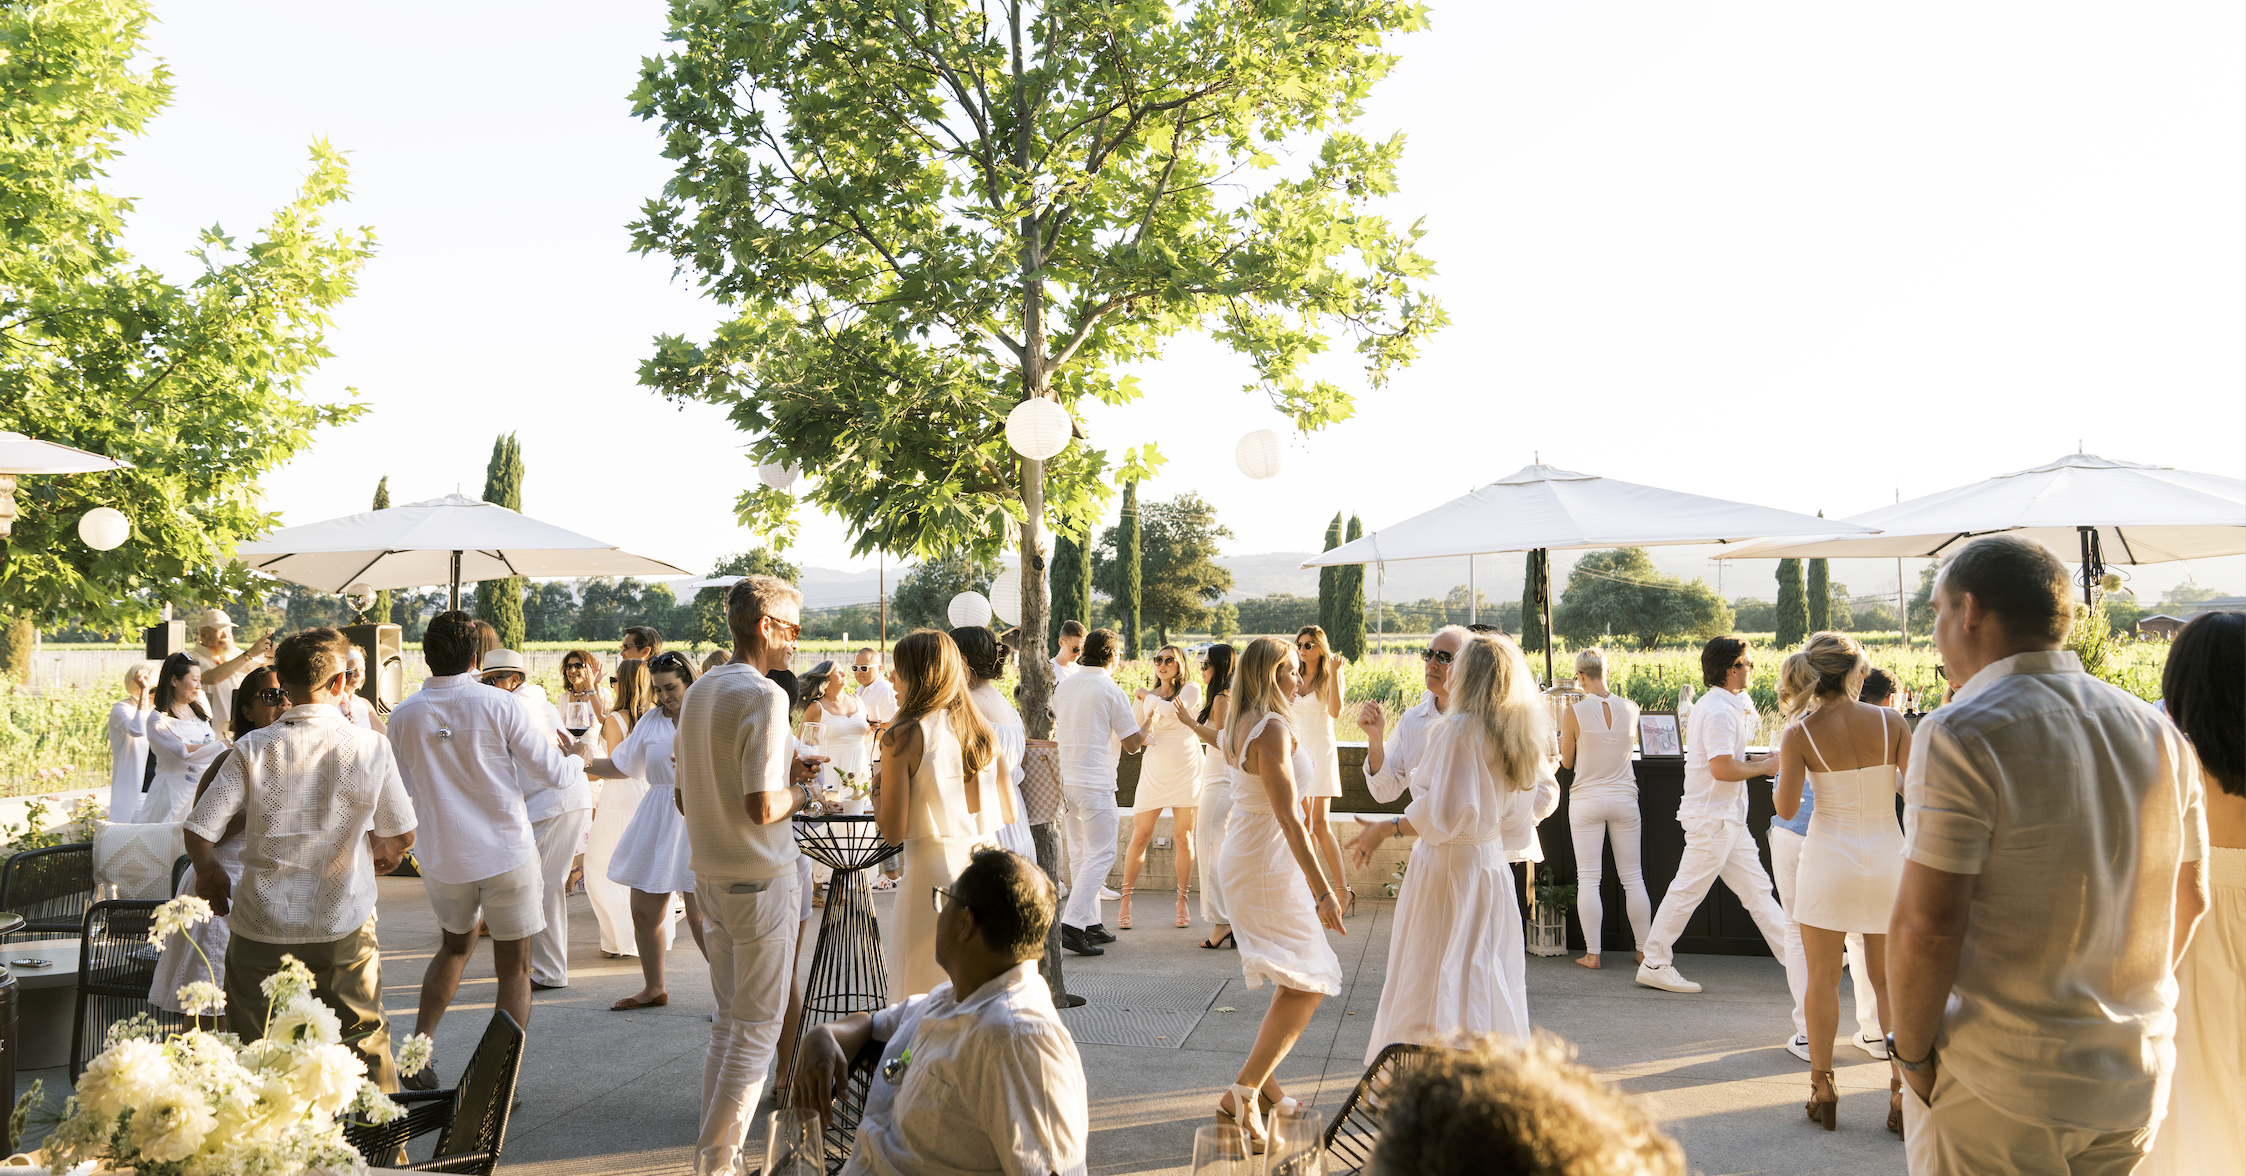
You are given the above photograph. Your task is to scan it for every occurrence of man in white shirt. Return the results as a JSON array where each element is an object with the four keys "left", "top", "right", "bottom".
[
  {"left": 388, "top": 613, "right": 589, "bottom": 1075},
  {"left": 854, "top": 647, "right": 898, "bottom": 725},
  {"left": 1358, "top": 627, "right": 1467, "bottom": 805},
  {"left": 794, "top": 847, "right": 1088, "bottom": 1176},
  {"left": 1050, "top": 619, "right": 1085, "bottom": 684},
  {"left": 479, "top": 648, "right": 596, "bottom": 992},
  {"left": 678, "top": 575, "right": 828, "bottom": 1170},
  {"left": 1635, "top": 637, "right": 1791, "bottom": 994},
  {"left": 184, "top": 628, "right": 417, "bottom": 1089},
  {"left": 186, "top": 608, "right": 272, "bottom": 729},
  {"left": 1050, "top": 628, "right": 1147, "bottom": 955},
  {"left": 1891, "top": 536, "right": 2207, "bottom": 1175}
]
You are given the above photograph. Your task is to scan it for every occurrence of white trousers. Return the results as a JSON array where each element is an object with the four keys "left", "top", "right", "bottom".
[
  {"left": 1642, "top": 818, "right": 1792, "bottom": 969},
  {"left": 695, "top": 869, "right": 802, "bottom": 1168},
  {"left": 1769, "top": 824, "right": 1878, "bottom": 1042},
  {"left": 1903, "top": 1065, "right": 2152, "bottom": 1176},
  {"left": 1198, "top": 778, "right": 1233, "bottom": 924},
  {"left": 1567, "top": 790, "right": 1652, "bottom": 953},
  {"left": 1062, "top": 785, "right": 1118, "bottom": 929},
  {"left": 528, "top": 809, "right": 592, "bottom": 988}
]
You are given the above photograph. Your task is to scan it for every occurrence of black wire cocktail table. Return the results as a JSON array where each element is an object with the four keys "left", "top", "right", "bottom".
[{"left": 791, "top": 815, "right": 901, "bottom": 1042}]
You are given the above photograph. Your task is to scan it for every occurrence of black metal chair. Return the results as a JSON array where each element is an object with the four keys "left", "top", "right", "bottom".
[
  {"left": 71, "top": 899, "right": 188, "bottom": 1080},
  {"left": 1, "top": 842, "right": 96, "bottom": 944},
  {"left": 344, "top": 1009, "right": 524, "bottom": 1174},
  {"left": 1322, "top": 1042, "right": 1440, "bottom": 1176}
]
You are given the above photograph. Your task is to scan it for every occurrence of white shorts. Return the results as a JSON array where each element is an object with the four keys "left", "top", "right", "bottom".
[
  {"left": 423, "top": 857, "right": 546, "bottom": 940},
  {"left": 796, "top": 855, "right": 816, "bottom": 923}
]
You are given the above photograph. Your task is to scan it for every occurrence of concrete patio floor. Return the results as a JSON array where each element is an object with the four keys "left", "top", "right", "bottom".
[{"left": 18, "top": 875, "right": 1906, "bottom": 1175}]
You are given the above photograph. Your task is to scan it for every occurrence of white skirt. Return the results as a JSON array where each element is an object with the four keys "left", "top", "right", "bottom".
[
  {"left": 1218, "top": 806, "right": 1342, "bottom": 995},
  {"left": 151, "top": 838, "right": 242, "bottom": 1013},
  {"left": 1365, "top": 837, "right": 1527, "bottom": 1064},
  {"left": 606, "top": 784, "right": 696, "bottom": 894}
]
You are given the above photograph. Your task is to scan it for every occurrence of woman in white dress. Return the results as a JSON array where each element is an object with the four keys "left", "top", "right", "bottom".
[
  {"left": 144, "top": 653, "right": 226, "bottom": 824},
  {"left": 583, "top": 658, "right": 664, "bottom": 960},
  {"left": 588, "top": 653, "right": 706, "bottom": 1010},
  {"left": 1291, "top": 625, "right": 1351, "bottom": 916},
  {"left": 801, "top": 660, "right": 874, "bottom": 812},
  {"left": 1349, "top": 633, "right": 1548, "bottom": 1063},
  {"left": 1774, "top": 631, "right": 1907, "bottom": 1134},
  {"left": 876, "top": 629, "right": 1006, "bottom": 997},
  {"left": 949, "top": 628, "right": 1034, "bottom": 859},
  {"left": 106, "top": 661, "right": 157, "bottom": 824},
  {"left": 151, "top": 666, "right": 291, "bottom": 1026},
  {"left": 1215, "top": 637, "right": 1347, "bottom": 1149},
  {"left": 1559, "top": 648, "right": 1651, "bottom": 970},
  {"left": 1175, "top": 644, "right": 1236, "bottom": 949},
  {"left": 1120, "top": 644, "right": 1202, "bottom": 930},
  {"left": 2147, "top": 612, "right": 2244, "bottom": 1175}
]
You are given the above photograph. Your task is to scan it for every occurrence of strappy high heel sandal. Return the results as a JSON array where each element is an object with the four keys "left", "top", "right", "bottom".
[
  {"left": 1216, "top": 1084, "right": 1272, "bottom": 1154},
  {"left": 1806, "top": 1069, "right": 1837, "bottom": 1131},
  {"left": 1888, "top": 1076, "right": 1905, "bottom": 1139},
  {"left": 1343, "top": 886, "right": 1358, "bottom": 918},
  {"left": 1175, "top": 885, "right": 1191, "bottom": 927},
  {"left": 1117, "top": 885, "right": 1133, "bottom": 930}
]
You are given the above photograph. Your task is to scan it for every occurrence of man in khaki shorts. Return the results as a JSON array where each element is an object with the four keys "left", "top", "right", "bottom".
[{"left": 387, "top": 611, "right": 591, "bottom": 1087}]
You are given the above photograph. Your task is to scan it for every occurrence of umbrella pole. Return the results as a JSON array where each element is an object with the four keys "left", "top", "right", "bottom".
[
  {"left": 2077, "top": 527, "right": 2102, "bottom": 607},
  {"left": 449, "top": 550, "right": 462, "bottom": 613},
  {"left": 1540, "top": 548, "right": 1555, "bottom": 686}
]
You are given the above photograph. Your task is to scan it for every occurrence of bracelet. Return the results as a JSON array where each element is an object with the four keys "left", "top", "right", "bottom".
[
  {"left": 1316, "top": 890, "right": 1334, "bottom": 906},
  {"left": 1392, "top": 815, "right": 1402, "bottom": 836}
]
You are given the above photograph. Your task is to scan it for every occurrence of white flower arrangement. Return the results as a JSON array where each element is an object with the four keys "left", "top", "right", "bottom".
[{"left": 8, "top": 897, "right": 430, "bottom": 1176}]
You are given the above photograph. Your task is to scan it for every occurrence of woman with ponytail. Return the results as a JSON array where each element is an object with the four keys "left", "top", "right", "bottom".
[
  {"left": 1351, "top": 632, "right": 1552, "bottom": 1063},
  {"left": 951, "top": 626, "right": 1035, "bottom": 860},
  {"left": 1774, "top": 631, "right": 1908, "bottom": 1135}
]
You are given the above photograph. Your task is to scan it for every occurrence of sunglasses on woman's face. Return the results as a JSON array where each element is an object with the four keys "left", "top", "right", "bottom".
[
  {"left": 251, "top": 687, "right": 287, "bottom": 705},
  {"left": 1155, "top": 655, "right": 1177, "bottom": 665},
  {"left": 1297, "top": 642, "right": 1316, "bottom": 651}
]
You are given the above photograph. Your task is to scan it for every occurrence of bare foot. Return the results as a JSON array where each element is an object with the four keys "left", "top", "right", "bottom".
[
  {"left": 1575, "top": 954, "right": 1601, "bottom": 970},
  {"left": 1635, "top": 951, "right": 1646, "bottom": 964}
]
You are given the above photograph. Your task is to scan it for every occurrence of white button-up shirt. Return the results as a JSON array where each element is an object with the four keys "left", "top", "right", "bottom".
[
  {"left": 1052, "top": 666, "right": 1139, "bottom": 791},
  {"left": 1904, "top": 650, "right": 2206, "bottom": 1133},
  {"left": 1366, "top": 691, "right": 1442, "bottom": 803},
  {"left": 1049, "top": 657, "right": 1079, "bottom": 684},
  {"left": 387, "top": 674, "right": 581, "bottom": 884},
  {"left": 1678, "top": 685, "right": 1753, "bottom": 823},
  {"left": 676, "top": 662, "right": 796, "bottom": 882},
  {"left": 185, "top": 705, "right": 417, "bottom": 944},
  {"left": 845, "top": 960, "right": 1088, "bottom": 1176},
  {"left": 857, "top": 677, "right": 898, "bottom": 724},
  {"left": 514, "top": 682, "right": 592, "bottom": 822}
]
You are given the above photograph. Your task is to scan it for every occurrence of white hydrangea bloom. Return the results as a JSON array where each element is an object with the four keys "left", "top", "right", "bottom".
[
  {"left": 268, "top": 993, "right": 343, "bottom": 1046},
  {"left": 75, "top": 1037, "right": 173, "bottom": 1118}
]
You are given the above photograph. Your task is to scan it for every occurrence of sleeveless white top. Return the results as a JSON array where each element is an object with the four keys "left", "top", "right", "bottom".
[{"left": 1569, "top": 694, "right": 1639, "bottom": 795}]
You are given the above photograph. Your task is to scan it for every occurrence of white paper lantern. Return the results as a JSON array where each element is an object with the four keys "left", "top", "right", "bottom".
[
  {"left": 948, "top": 591, "right": 994, "bottom": 629},
  {"left": 757, "top": 461, "right": 801, "bottom": 491},
  {"left": 1235, "top": 429, "right": 1285, "bottom": 480},
  {"left": 78, "top": 507, "right": 129, "bottom": 550},
  {"left": 988, "top": 566, "right": 1022, "bottom": 625},
  {"left": 1005, "top": 398, "right": 1072, "bottom": 461}
]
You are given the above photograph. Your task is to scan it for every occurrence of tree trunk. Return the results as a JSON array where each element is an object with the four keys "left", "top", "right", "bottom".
[
  {"left": 0, "top": 616, "right": 35, "bottom": 680},
  {"left": 1119, "top": 481, "right": 1141, "bottom": 659}
]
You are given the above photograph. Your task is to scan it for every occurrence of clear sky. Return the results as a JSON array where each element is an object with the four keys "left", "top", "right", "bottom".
[{"left": 103, "top": 2, "right": 2245, "bottom": 604}]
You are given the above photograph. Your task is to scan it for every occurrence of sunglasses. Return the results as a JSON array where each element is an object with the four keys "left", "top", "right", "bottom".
[
  {"left": 853, "top": 663, "right": 878, "bottom": 672},
  {"left": 1296, "top": 641, "right": 1317, "bottom": 651},
  {"left": 1732, "top": 660, "right": 1753, "bottom": 670},
  {"left": 1419, "top": 648, "right": 1454, "bottom": 666},
  {"left": 764, "top": 616, "right": 803, "bottom": 640},
  {"left": 930, "top": 885, "right": 974, "bottom": 916},
  {"left": 652, "top": 652, "right": 692, "bottom": 671},
  {"left": 250, "top": 687, "right": 288, "bottom": 705},
  {"left": 1155, "top": 655, "right": 1177, "bottom": 665}
]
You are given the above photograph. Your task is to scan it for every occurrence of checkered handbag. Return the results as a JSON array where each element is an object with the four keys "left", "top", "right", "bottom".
[{"left": 1020, "top": 738, "right": 1063, "bottom": 825}]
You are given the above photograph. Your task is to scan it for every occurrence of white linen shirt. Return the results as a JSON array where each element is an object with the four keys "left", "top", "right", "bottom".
[
  {"left": 184, "top": 705, "right": 417, "bottom": 944},
  {"left": 1365, "top": 691, "right": 1442, "bottom": 804},
  {"left": 1049, "top": 657, "right": 1079, "bottom": 684},
  {"left": 514, "top": 682, "right": 593, "bottom": 821},
  {"left": 845, "top": 960, "right": 1089, "bottom": 1176},
  {"left": 386, "top": 674, "right": 581, "bottom": 884},
  {"left": 1903, "top": 650, "right": 2206, "bottom": 1133},
  {"left": 857, "top": 678, "right": 899, "bottom": 724},
  {"left": 675, "top": 662, "right": 797, "bottom": 881},
  {"left": 1678, "top": 685, "right": 1753, "bottom": 823},
  {"left": 1051, "top": 666, "right": 1139, "bottom": 791}
]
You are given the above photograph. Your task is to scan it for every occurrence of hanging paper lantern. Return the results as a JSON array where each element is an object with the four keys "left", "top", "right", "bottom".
[
  {"left": 1234, "top": 429, "right": 1285, "bottom": 480},
  {"left": 1005, "top": 398, "right": 1072, "bottom": 461},
  {"left": 78, "top": 507, "right": 129, "bottom": 550},
  {"left": 948, "top": 591, "right": 993, "bottom": 629},
  {"left": 988, "top": 566, "right": 1022, "bottom": 625},
  {"left": 757, "top": 462, "right": 800, "bottom": 491}
]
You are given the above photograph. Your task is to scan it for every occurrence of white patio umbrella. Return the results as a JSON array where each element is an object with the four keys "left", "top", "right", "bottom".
[
  {"left": 236, "top": 493, "right": 691, "bottom": 609},
  {"left": 1710, "top": 453, "right": 2246, "bottom": 603},
  {"left": 1305, "top": 464, "right": 1873, "bottom": 681},
  {"left": 0, "top": 431, "right": 135, "bottom": 474}
]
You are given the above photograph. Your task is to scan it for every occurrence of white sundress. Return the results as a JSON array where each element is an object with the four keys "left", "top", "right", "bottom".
[
  {"left": 1217, "top": 713, "right": 1343, "bottom": 996},
  {"left": 604, "top": 708, "right": 696, "bottom": 895},
  {"left": 1289, "top": 688, "right": 1342, "bottom": 800}
]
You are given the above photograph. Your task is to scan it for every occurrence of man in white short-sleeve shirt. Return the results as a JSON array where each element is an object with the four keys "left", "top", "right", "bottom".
[
  {"left": 1358, "top": 626, "right": 1466, "bottom": 805},
  {"left": 1050, "top": 619, "right": 1086, "bottom": 686},
  {"left": 677, "top": 575, "right": 828, "bottom": 1171},
  {"left": 480, "top": 648, "right": 597, "bottom": 992},
  {"left": 388, "top": 613, "right": 590, "bottom": 1074},
  {"left": 1635, "top": 637, "right": 1791, "bottom": 995},
  {"left": 1050, "top": 628, "right": 1147, "bottom": 954},
  {"left": 1890, "top": 536, "right": 2207, "bottom": 1176},
  {"left": 793, "top": 848, "right": 1088, "bottom": 1176}
]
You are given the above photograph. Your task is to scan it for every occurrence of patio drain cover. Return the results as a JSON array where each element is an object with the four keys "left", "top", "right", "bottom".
[{"left": 1058, "top": 975, "right": 1227, "bottom": 1049}]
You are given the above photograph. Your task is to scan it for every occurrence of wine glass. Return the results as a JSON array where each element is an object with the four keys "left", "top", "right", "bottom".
[
  {"left": 1268, "top": 1100, "right": 1325, "bottom": 1175},
  {"left": 1191, "top": 1124, "right": 1250, "bottom": 1176},
  {"left": 562, "top": 698, "right": 595, "bottom": 739},
  {"left": 762, "top": 1107, "right": 823, "bottom": 1176}
]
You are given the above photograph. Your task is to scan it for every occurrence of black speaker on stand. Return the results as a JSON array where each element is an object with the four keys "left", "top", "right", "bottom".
[
  {"left": 144, "top": 621, "right": 187, "bottom": 661},
  {"left": 341, "top": 623, "right": 404, "bottom": 716}
]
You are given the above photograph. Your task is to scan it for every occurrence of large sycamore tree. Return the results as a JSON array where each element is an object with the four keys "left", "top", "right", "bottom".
[{"left": 632, "top": 0, "right": 1445, "bottom": 731}]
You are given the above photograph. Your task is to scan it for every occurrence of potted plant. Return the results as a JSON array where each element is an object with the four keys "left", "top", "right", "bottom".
[{"left": 1527, "top": 878, "right": 1575, "bottom": 957}]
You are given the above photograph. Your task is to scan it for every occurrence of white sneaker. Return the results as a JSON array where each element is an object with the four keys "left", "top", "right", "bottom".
[
  {"left": 1785, "top": 1034, "right": 1812, "bottom": 1062},
  {"left": 1634, "top": 962, "right": 1703, "bottom": 993},
  {"left": 1854, "top": 1032, "right": 1889, "bottom": 1060},
  {"left": 1099, "top": 886, "right": 1122, "bottom": 901}
]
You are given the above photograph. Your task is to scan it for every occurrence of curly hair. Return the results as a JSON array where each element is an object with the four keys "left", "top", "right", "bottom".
[{"left": 1372, "top": 1033, "right": 1684, "bottom": 1176}]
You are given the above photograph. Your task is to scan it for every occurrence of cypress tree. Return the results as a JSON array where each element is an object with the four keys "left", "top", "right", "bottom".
[
  {"left": 1318, "top": 512, "right": 1342, "bottom": 636},
  {"left": 1807, "top": 557, "right": 1831, "bottom": 632},
  {"left": 1050, "top": 531, "right": 1091, "bottom": 656},
  {"left": 371, "top": 476, "right": 394, "bottom": 626},
  {"left": 475, "top": 434, "right": 527, "bottom": 649},
  {"left": 1336, "top": 514, "right": 1367, "bottom": 659},
  {"left": 1775, "top": 558, "right": 1808, "bottom": 648},
  {"left": 1118, "top": 481, "right": 1142, "bottom": 658},
  {"left": 1519, "top": 549, "right": 1546, "bottom": 653}
]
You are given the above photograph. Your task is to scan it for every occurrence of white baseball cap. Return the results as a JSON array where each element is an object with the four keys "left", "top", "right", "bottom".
[
  {"left": 193, "top": 608, "right": 235, "bottom": 630},
  {"left": 478, "top": 649, "right": 529, "bottom": 678}
]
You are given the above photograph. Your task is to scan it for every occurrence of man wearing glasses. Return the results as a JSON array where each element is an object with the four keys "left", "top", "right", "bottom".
[
  {"left": 851, "top": 647, "right": 897, "bottom": 728},
  {"left": 792, "top": 848, "right": 1087, "bottom": 1176},
  {"left": 677, "top": 575, "right": 830, "bottom": 1171},
  {"left": 1355, "top": 626, "right": 1468, "bottom": 806},
  {"left": 620, "top": 625, "right": 663, "bottom": 663},
  {"left": 1635, "top": 636, "right": 1792, "bottom": 994}
]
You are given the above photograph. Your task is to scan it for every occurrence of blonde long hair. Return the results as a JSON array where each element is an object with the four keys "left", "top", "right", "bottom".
[
  {"left": 1448, "top": 633, "right": 1552, "bottom": 793},
  {"left": 1294, "top": 625, "right": 1335, "bottom": 694},
  {"left": 1225, "top": 636, "right": 1295, "bottom": 764},
  {"left": 612, "top": 659, "right": 654, "bottom": 727},
  {"left": 1778, "top": 631, "right": 1871, "bottom": 723},
  {"left": 891, "top": 629, "right": 995, "bottom": 777}
]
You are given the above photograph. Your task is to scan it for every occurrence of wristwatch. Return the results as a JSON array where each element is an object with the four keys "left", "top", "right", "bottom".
[
  {"left": 1885, "top": 1033, "right": 1936, "bottom": 1072},
  {"left": 797, "top": 782, "right": 825, "bottom": 818}
]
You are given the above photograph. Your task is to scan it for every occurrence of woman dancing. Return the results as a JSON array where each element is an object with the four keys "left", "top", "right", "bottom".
[
  {"left": 589, "top": 652, "right": 707, "bottom": 1010},
  {"left": 1176, "top": 644, "right": 1236, "bottom": 948},
  {"left": 1122, "top": 644, "right": 1202, "bottom": 929},
  {"left": 1291, "top": 625, "right": 1352, "bottom": 915},
  {"left": 584, "top": 658, "right": 664, "bottom": 959},
  {"left": 145, "top": 653, "right": 227, "bottom": 824}
]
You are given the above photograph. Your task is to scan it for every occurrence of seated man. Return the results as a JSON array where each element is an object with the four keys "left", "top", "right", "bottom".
[
  {"left": 1372, "top": 1033, "right": 1684, "bottom": 1176},
  {"left": 793, "top": 847, "right": 1087, "bottom": 1176}
]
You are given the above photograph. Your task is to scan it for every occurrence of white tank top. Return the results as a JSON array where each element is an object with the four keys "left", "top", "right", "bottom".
[{"left": 1570, "top": 694, "right": 1638, "bottom": 794}]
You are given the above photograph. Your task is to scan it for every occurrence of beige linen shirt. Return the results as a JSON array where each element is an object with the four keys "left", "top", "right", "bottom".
[
  {"left": 1903, "top": 650, "right": 2206, "bottom": 1132},
  {"left": 675, "top": 662, "right": 797, "bottom": 881}
]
